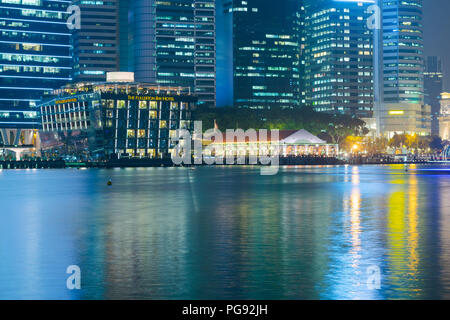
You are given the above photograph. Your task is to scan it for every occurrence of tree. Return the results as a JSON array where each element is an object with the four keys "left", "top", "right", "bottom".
[{"left": 429, "top": 136, "right": 443, "bottom": 151}]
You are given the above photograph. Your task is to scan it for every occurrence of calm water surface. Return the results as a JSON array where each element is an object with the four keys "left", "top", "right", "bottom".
[{"left": 1, "top": 165, "right": 450, "bottom": 300}]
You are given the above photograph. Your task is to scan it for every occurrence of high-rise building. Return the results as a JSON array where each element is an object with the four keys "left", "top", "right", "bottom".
[
  {"left": 377, "top": 0, "right": 430, "bottom": 136},
  {"left": 216, "top": 0, "right": 301, "bottom": 109},
  {"left": 382, "top": 0, "right": 424, "bottom": 105},
  {"left": 424, "top": 56, "right": 444, "bottom": 135},
  {"left": 71, "top": 0, "right": 121, "bottom": 82},
  {"left": 0, "top": 0, "right": 71, "bottom": 152},
  {"left": 73, "top": 0, "right": 216, "bottom": 107},
  {"left": 301, "top": 0, "right": 375, "bottom": 118},
  {"left": 153, "top": 0, "right": 216, "bottom": 106}
]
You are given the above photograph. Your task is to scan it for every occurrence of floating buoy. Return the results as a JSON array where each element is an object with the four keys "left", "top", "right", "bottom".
[{"left": 107, "top": 179, "right": 112, "bottom": 186}]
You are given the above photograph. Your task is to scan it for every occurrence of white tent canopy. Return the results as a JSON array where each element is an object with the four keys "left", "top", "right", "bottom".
[{"left": 280, "top": 129, "right": 327, "bottom": 145}]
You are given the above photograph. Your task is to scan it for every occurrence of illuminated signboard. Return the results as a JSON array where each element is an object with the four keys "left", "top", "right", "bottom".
[
  {"left": 55, "top": 98, "right": 77, "bottom": 104},
  {"left": 127, "top": 95, "right": 175, "bottom": 102},
  {"left": 388, "top": 110, "right": 405, "bottom": 115}
]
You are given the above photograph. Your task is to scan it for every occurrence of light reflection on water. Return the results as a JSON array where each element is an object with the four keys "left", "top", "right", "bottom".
[{"left": 0, "top": 164, "right": 449, "bottom": 300}]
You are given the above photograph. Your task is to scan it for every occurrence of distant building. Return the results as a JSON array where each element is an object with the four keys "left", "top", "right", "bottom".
[
  {"left": 216, "top": 0, "right": 301, "bottom": 109},
  {"left": 0, "top": 0, "right": 71, "bottom": 143},
  {"left": 38, "top": 73, "right": 196, "bottom": 159},
  {"left": 424, "top": 57, "right": 444, "bottom": 135},
  {"left": 302, "top": 0, "right": 375, "bottom": 118},
  {"left": 439, "top": 93, "right": 450, "bottom": 141}
]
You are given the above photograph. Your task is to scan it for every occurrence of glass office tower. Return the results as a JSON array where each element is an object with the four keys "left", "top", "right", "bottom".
[
  {"left": 0, "top": 0, "right": 71, "bottom": 131},
  {"left": 382, "top": 0, "right": 424, "bottom": 105},
  {"left": 216, "top": 0, "right": 301, "bottom": 109},
  {"left": 153, "top": 0, "right": 216, "bottom": 106},
  {"left": 378, "top": 0, "right": 430, "bottom": 136},
  {"left": 79, "top": 0, "right": 217, "bottom": 106},
  {"left": 71, "top": 0, "right": 120, "bottom": 82},
  {"left": 302, "top": 0, "right": 375, "bottom": 118}
]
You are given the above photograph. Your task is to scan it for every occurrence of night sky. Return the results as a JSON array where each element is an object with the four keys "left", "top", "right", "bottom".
[{"left": 423, "top": 0, "right": 450, "bottom": 90}]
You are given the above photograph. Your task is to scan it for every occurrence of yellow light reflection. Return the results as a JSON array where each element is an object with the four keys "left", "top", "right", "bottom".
[
  {"left": 408, "top": 174, "right": 419, "bottom": 278},
  {"left": 350, "top": 187, "right": 361, "bottom": 269},
  {"left": 387, "top": 170, "right": 421, "bottom": 297}
]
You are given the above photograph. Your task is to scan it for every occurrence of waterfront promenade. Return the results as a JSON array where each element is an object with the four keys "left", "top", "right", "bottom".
[{"left": 0, "top": 155, "right": 438, "bottom": 169}]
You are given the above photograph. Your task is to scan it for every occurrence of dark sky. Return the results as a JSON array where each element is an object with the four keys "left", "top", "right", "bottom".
[{"left": 423, "top": 0, "right": 450, "bottom": 90}]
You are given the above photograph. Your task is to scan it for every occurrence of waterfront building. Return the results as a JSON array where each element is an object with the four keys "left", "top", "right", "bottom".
[
  {"left": 301, "top": 0, "right": 375, "bottom": 118},
  {"left": 204, "top": 129, "right": 339, "bottom": 159},
  {"left": 38, "top": 73, "right": 196, "bottom": 159},
  {"left": 377, "top": 0, "right": 429, "bottom": 136},
  {"left": 424, "top": 56, "right": 444, "bottom": 135},
  {"left": 216, "top": 0, "right": 301, "bottom": 109},
  {"left": 439, "top": 93, "right": 450, "bottom": 141},
  {"left": 0, "top": 0, "right": 71, "bottom": 151}
]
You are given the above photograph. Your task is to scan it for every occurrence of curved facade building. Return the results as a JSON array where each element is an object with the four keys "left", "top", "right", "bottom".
[{"left": 0, "top": 0, "right": 71, "bottom": 130}]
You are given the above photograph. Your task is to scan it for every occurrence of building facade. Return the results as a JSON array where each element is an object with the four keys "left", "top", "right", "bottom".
[
  {"left": 216, "top": 0, "right": 301, "bottom": 109},
  {"left": 302, "top": 0, "right": 375, "bottom": 118},
  {"left": 38, "top": 76, "right": 196, "bottom": 160},
  {"left": 424, "top": 56, "right": 444, "bottom": 135},
  {"left": 0, "top": 0, "right": 71, "bottom": 140}
]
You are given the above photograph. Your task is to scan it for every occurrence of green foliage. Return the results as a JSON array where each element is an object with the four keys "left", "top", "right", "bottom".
[{"left": 194, "top": 106, "right": 368, "bottom": 144}]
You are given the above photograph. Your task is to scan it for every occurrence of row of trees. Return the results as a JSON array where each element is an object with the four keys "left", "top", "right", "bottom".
[
  {"left": 194, "top": 106, "right": 368, "bottom": 145},
  {"left": 195, "top": 106, "right": 446, "bottom": 155},
  {"left": 341, "top": 134, "right": 445, "bottom": 154}
]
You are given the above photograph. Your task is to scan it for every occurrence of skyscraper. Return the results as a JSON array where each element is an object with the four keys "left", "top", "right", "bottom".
[
  {"left": 377, "top": 0, "right": 430, "bottom": 136},
  {"left": 302, "top": 0, "right": 375, "bottom": 118},
  {"left": 0, "top": 0, "right": 71, "bottom": 132},
  {"left": 71, "top": 0, "right": 121, "bottom": 82},
  {"left": 216, "top": 0, "right": 301, "bottom": 109},
  {"left": 72, "top": 0, "right": 216, "bottom": 106},
  {"left": 153, "top": 0, "right": 216, "bottom": 106},
  {"left": 424, "top": 56, "right": 444, "bottom": 135}
]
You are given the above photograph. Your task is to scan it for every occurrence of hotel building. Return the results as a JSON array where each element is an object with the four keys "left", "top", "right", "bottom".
[
  {"left": 38, "top": 73, "right": 196, "bottom": 159},
  {"left": 216, "top": 0, "right": 301, "bottom": 109},
  {"left": 0, "top": 0, "right": 71, "bottom": 147},
  {"left": 302, "top": 0, "right": 375, "bottom": 118}
]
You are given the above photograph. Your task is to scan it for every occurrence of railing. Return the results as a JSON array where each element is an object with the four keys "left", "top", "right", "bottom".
[{"left": 442, "top": 145, "right": 450, "bottom": 161}]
